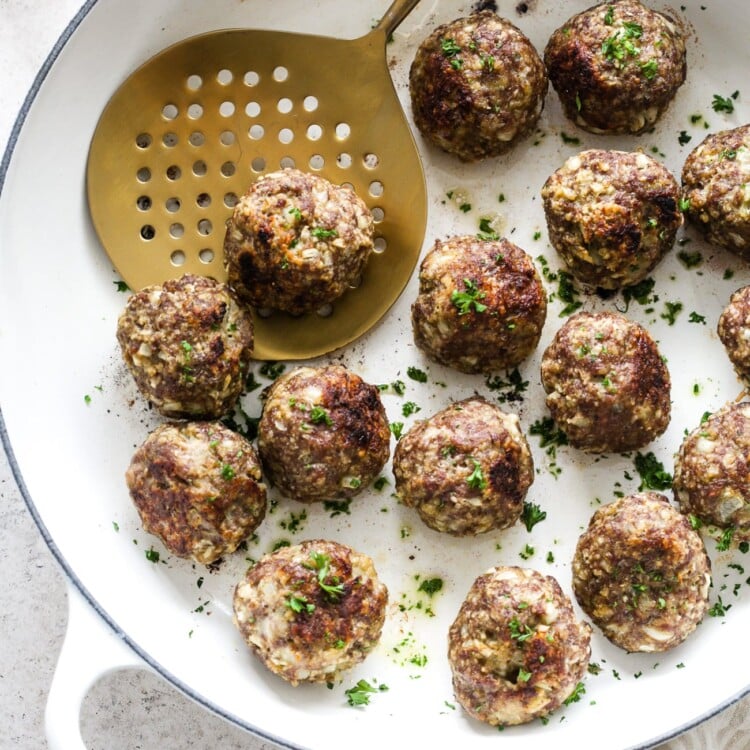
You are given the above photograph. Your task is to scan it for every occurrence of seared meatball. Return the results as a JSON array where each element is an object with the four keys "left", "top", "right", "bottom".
[
  {"left": 448, "top": 566, "right": 591, "bottom": 726},
  {"left": 673, "top": 402, "right": 750, "bottom": 541},
  {"left": 540, "top": 311, "right": 670, "bottom": 453},
  {"left": 257, "top": 365, "right": 390, "bottom": 503},
  {"left": 223, "top": 168, "right": 374, "bottom": 315},
  {"left": 572, "top": 492, "right": 711, "bottom": 652},
  {"left": 393, "top": 397, "right": 534, "bottom": 535},
  {"left": 544, "top": 0, "right": 687, "bottom": 135},
  {"left": 681, "top": 124, "right": 750, "bottom": 259},
  {"left": 233, "top": 539, "right": 387, "bottom": 685},
  {"left": 410, "top": 236, "right": 547, "bottom": 374},
  {"left": 126, "top": 421, "right": 267, "bottom": 565},
  {"left": 116, "top": 274, "right": 254, "bottom": 419},
  {"left": 541, "top": 149, "right": 682, "bottom": 289},
  {"left": 409, "top": 11, "right": 547, "bottom": 161},
  {"left": 718, "top": 285, "right": 750, "bottom": 381}
]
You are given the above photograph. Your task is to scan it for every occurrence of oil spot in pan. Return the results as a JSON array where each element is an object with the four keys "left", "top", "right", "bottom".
[{"left": 472, "top": 0, "right": 498, "bottom": 12}]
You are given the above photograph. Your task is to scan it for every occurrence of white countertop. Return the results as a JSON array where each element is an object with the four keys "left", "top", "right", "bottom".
[{"left": 1, "top": 1, "right": 748, "bottom": 748}]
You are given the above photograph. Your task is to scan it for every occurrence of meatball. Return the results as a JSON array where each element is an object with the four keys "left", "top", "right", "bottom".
[
  {"left": 392, "top": 397, "right": 534, "bottom": 535},
  {"left": 673, "top": 402, "right": 750, "bottom": 541},
  {"left": 409, "top": 11, "right": 547, "bottom": 161},
  {"left": 540, "top": 311, "right": 671, "bottom": 453},
  {"left": 572, "top": 492, "right": 711, "bottom": 652},
  {"left": 233, "top": 539, "right": 388, "bottom": 685},
  {"left": 116, "top": 274, "right": 254, "bottom": 419},
  {"left": 718, "top": 285, "right": 750, "bottom": 381},
  {"left": 448, "top": 566, "right": 591, "bottom": 726},
  {"left": 257, "top": 365, "right": 390, "bottom": 503},
  {"left": 223, "top": 168, "right": 374, "bottom": 315},
  {"left": 126, "top": 421, "right": 267, "bottom": 565},
  {"left": 681, "top": 124, "right": 750, "bottom": 259},
  {"left": 541, "top": 149, "right": 682, "bottom": 289},
  {"left": 544, "top": 0, "right": 687, "bottom": 135},
  {"left": 410, "top": 236, "right": 547, "bottom": 374}
]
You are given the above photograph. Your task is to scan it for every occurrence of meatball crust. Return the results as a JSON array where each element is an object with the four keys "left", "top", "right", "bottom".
[
  {"left": 257, "top": 365, "right": 390, "bottom": 503},
  {"left": 673, "top": 402, "right": 750, "bottom": 541},
  {"left": 116, "top": 274, "right": 254, "bottom": 419},
  {"left": 448, "top": 566, "right": 591, "bottom": 726},
  {"left": 572, "top": 492, "right": 711, "bottom": 652},
  {"left": 544, "top": 0, "right": 687, "bottom": 135},
  {"left": 541, "top": 149, "right": 682, "bottom": 289},
  {"left": 224, "top": 168, "right": 374, "bottom": 315},
  {"left": 126, "top": 421, "right": 267, "bottom": 565},
  {"left": 718, "top": 285, "right": 750, "bottom": 381},
  {"left": 393, "top": 397, "right": 534, "bottom": 536},
  {"left": 681, "top": 124, "right": 750, "bottom": 259},
  {"left": 411, "top": 236, "right": 547, "bottom": 374},
  {"left": 409, "top": 11, "right": 547, "bottom": 161},
  {"left": 233, "top": 539, "right": 388, "bottom": 685},
  {"left": 540, "top": 311, "right": 671, "bottom": 453}
]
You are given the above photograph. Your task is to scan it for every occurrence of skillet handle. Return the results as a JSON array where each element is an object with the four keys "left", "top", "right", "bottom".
[
  {"left": 45, "top": 582, "right": 145, "bottom": 750},
  {"left": 376, "top": 0, "right": 423, "bottom": 37}
]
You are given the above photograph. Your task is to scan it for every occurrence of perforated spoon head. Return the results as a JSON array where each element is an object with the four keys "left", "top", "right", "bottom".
[{"left": 87, "top": 5, "right": 426, "bottom": 360}]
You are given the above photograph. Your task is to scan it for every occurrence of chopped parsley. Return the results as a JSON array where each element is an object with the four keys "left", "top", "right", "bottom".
[
  {"left": 113, "top": 280, "right": 130, "bottom": 292},
  {"left": 679, "top": 197, "right": 691, "bottom": 212},
  {"left": 677, "top": 249, "right": 703, "bottom": 268},
  {"left": 306, "top": 551, "right": 345, "bottom": 599},
  {"left": 712, "top": 91, "right": 739, "bottom": 114},
  {"left": 390, "top": 421, "right": 404, "bottom": 440},
  {"left": 286, "top": 595, "right": 315, "bottom": 614},
  {"left": 621, "top": 277, "right": 657, "bottom": 310},
  {"left": 688, "top": 311, "right": 706, "bottom": 325},
  {"left": 466, "top": 458, "right": 487, "bottom": 490},
  {"left": 220, "top": 463, "right": 236, "bottom": 480},
  {"left": 373, "top": 476, "right": 389, "bottom": 491},
  {"left": 556, "top": 271, "right": 583, "bottom": 317},
  {"left": 563, "top": 681, "right": 586, "bottom": 705},
  {"left": 145, "top": 547, "right": 161, "bottom": 563},
  {"left": 634, "top": 451, "right": 672, "bottom": 491},
  {"left": 521, "top": 502, "right": 547, "bottom": 532},
  {"left": 467, "top": 459, "right": 488, "bottom": 490},
  {"left": 402, "top": 401, "right": 421, "bottom": 417},
  {"left": 309, "top": 406, "right": 333, "bottom": 426},
  {"left": 561, "top": 132, "right": 581, "bottom": 145},
  {"left": 406, "top": 366, "right": 428, "bottom": 383},
  {"left": 678, "top": 130, "right": 692, "bottom": 146},
  {"left": 601, "top": 22, "right": 643, "bottom": 68},
  {"left": 259, "top": 361, "right": 286, "bottom": 380},
  {"left": 418, "top": 578, "right": 444, "bottom": 596},
  {"left": 311, "top": 227, "right": 338, "bottom": 240},
  {"left": 323, "top": 499, "right": 352, "bottom": 517},
  {"left": 344, "top": 679, "right": 388, "bottom": 707},
  {"left": 661, "top": 301, "right": 683, "bottom": 325},
  {"left": 708, "top": 596, "right": 731, "bottom": 617},
  {"left": 477, "top": 217, "right": 500, "bottom": 241},
  {"left": 451, "top": 278, "right": 487, "bottom": 315},
  {"left": 485, "top": 367, "right": 529, "bottom": 403}
]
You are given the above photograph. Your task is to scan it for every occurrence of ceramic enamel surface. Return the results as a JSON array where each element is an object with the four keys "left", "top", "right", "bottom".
[{"left": 2, "top": 1, "right": 750, "bottom": 748}]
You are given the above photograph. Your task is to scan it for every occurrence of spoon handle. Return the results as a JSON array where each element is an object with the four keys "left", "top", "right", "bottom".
[{"left": 375, "top": 0, "right": 422, "bottom": 37}]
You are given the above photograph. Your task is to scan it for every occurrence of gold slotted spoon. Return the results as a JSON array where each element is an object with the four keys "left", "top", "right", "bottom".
[{"left": 86, "top": 0, "right": 426, "bottom": 361}]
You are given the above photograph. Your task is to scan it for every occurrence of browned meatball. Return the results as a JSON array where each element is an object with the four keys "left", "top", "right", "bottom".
[
  {"left": 233, "top": 539, "right": 388, "bottom": 685},
  {"left": 681, "top": 124, "right": 750, "bottom": 259},
  {"left": 540, "top": 311, "right": 671, "bottom": 453},
  {"left": 223, "top": 168, "right": 373, "bottom": 315},
  {"left": 544, "top": 0, "right": 687, "bottom": 135},
  {"left": 673, "top": 402, "right": 750, "bottom": 541},
  {"left": 409, "top": 11, "right": 547, "bottom": 161},
  {"left": 393, "top": 397, "right": 534, "bottom": 536},
  {"left": 410, "top": 236, "right": 547, "bottom": 374},
  {"left": 116, "top": 274, "right": 254, "bottom": 419},
  {"left": 126, "top": 421, "right": 267, "bottom": 565},
  {"left": 541, "top": 149, "right": 682, "bottom": 289},
  {"left": 718, "top": 285, "right": 750, "bottom": 381},
  {"left": 572, "top": 492, "right": 711, "bottom": 652},
  {"left": 448, "top": 566, "right": 591, "bottom": 726},
  {"left": 257, "top": 365, "right": 390, "bottom": 503}
]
